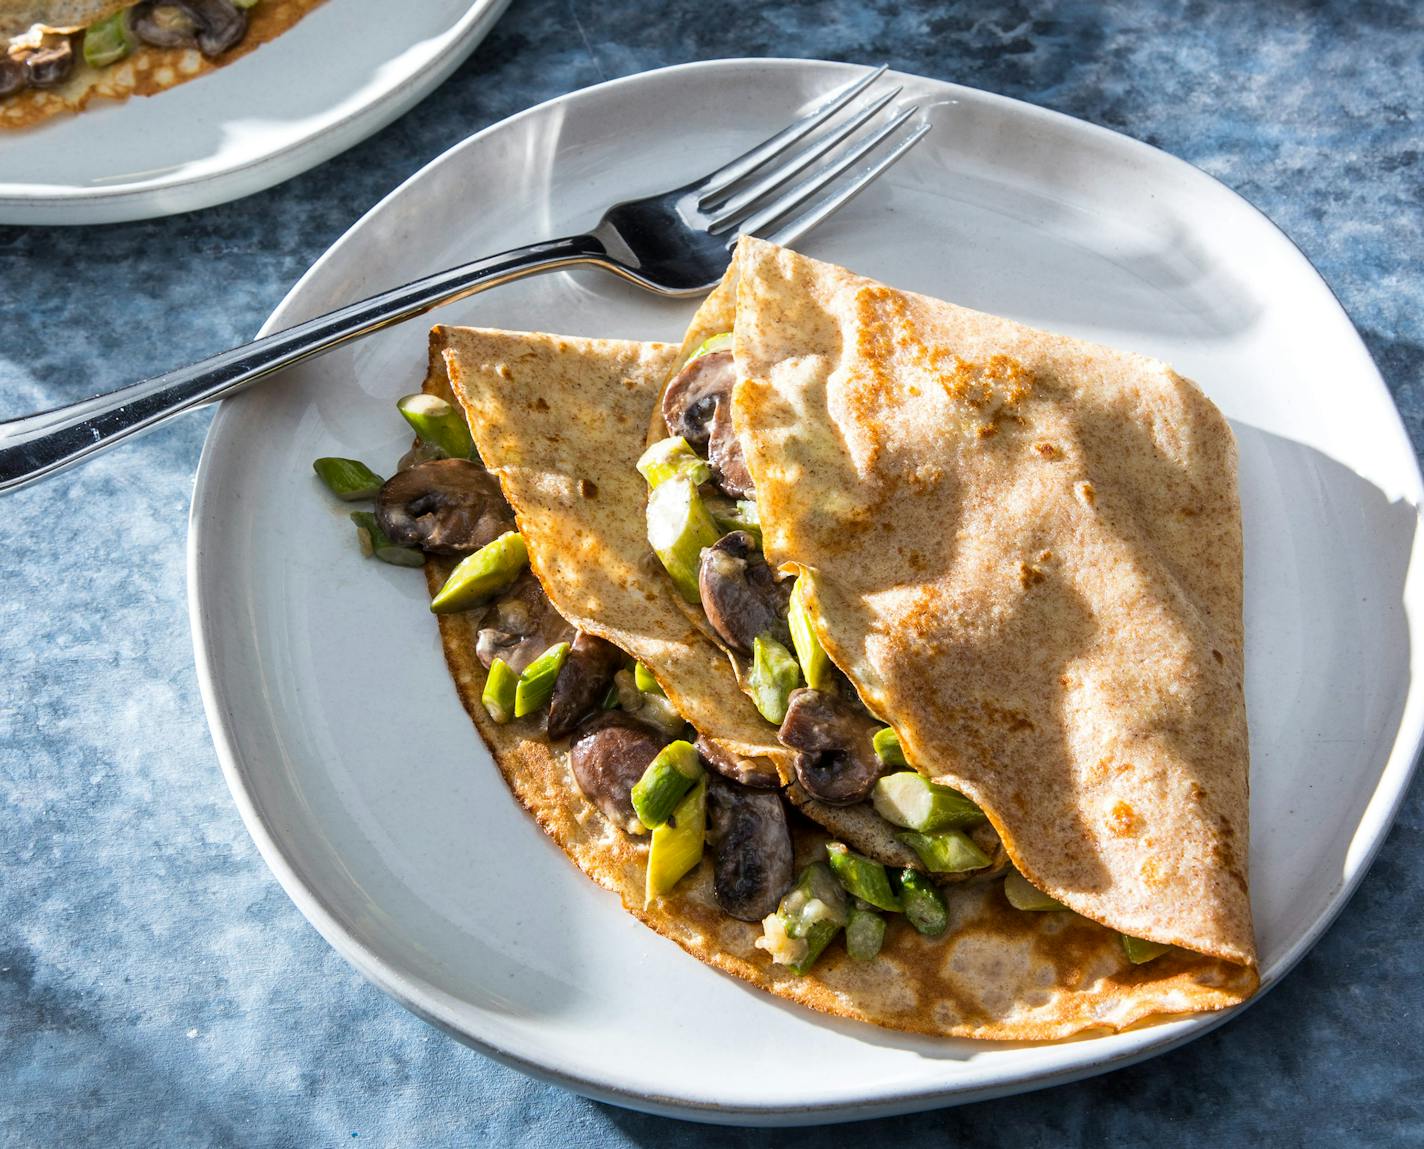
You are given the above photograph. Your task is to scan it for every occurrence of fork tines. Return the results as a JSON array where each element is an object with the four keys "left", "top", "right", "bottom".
[{"left": 694, "top": 65, "right": 929, "bottom": 250}]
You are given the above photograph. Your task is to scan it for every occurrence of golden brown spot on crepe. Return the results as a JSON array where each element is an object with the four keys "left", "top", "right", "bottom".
[
  {"left": 533, "top": 397, "right": 550, "bottom": 412},
  {"left": 496, "top": 363, "right": 513, "bottom": 380},
  {"left": 1212, "top": 648, "right": 1224, "bottom": 664},
  {"left": 577, "top": 479, "right": 598, "bottom": 499},
  {"left": 1035, "top": 441, "right": 1062, "bottom": 459},
  {"left": 1076, "top": 480, "right": 1097, "bottom": 506},
  {"left": 1108, "top": 801, "right": 1141, "bottom": 837},
  {"left": 1018, "top": 561, "right": 1046, "bottom": 589},
  {"left": 1142, "top": 856, "right": 1167, "bottom": 886}
]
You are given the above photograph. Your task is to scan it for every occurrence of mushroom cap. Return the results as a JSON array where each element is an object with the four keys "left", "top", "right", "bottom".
[
  {"left": 474, "top": 570, "right": 573, "bottom": 674},
  {"left": 706, "top": 406, "right": 755, "bottom": 498},
  {"left": 697, "top": 530, "right": 791, "bottom": 654},
  {"left": 24, "top": 38, "right": 73, "bottom": 87},
  {"left": 0, "top": 55, "right": 29, "bottom": 97},
  {"left": 376, "top": 458, "right": 515, "bottom": 555},
  {"left": 662, "top": 350, "right": 733, "bottom": 447},
  {"left": 706, "top": 775, "right": 794, "bottom": 921},
  {"left": 694, "top": 735, "right": 782, "bottom": 789},
  {"left": 547, "top": 631, "right": 624, "bottom": 741},
  {"left": 568, "top": 712, "right": 670, "bottom": 835},
  {"left": 779, "top": 687, "right": 884, "bottom": 805},
  {"left": 130, "top": 0, "right": 247, "bottom": 56}
]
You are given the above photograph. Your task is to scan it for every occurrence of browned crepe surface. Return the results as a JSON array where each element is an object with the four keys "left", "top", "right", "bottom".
[
  {"left": 425, "top": 327, "right": 1257, "bottom": 1038},
  {"left": 729, "top": 237, "right": 1255, "bottom": 967},
  {"left": 1, "top": 0, "right": 324, "bottom": 129}
]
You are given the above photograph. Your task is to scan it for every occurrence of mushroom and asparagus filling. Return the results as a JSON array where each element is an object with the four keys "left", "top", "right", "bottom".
[
  {"left": 311, "top": 371, "right": 1176, "bottom": 976},
  {"left": 1, "top": 0, "right": 258, "bottom": 101}
]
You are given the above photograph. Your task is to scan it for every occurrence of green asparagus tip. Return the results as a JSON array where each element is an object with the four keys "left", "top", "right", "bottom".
[
  {"left": 646, "top": 476, "right": 722, "bottom": 603},
  {"left": 82, "top": 10, "right": 135, "bottom": 67},
  {"left": 748, "top": 632, "right": 801, "bottom": 725},
  {"left": 314, "top": 457, "right": 385, "bottom": 501},
  {"left": 397, "top": 392, "right": 475, "bottom": 461},
  {"left": 872, "top": 772, "right": 985, "bottom": 833},
  {"left": 895, "top": 829, "right": 991, "bottom": 874},
  {"left": 631, "top": 740, "right": 703, "bottom": 829},
  {"left": 636, "top": 436, "right": 713, "bottom": 489},
  {"left": 429, "top": 531, "right": 528, "bottom": 614},
  {"left": 481, "top": 658, "right": 518, "bottom": 725},
  {"left": 872, "top": 726, "right": 908, "bottom": 768},
  {"left": 788, "top": 577, "right": 834, "bottom": 692},
  {"left": 898, "top": 869, "right": 949, "bottom": 937},
  {"left": 1003, "top": 870, "right": 1067, "bottom": 912},
  {"left": 826, "top": 842, "right": 902, "bottom": 913},
  {"left": 513, "top": 642, "right": 570, "bottom": 718},
  {"left": 1121, "top": 934, "right": 1172, "bottom": 965}
]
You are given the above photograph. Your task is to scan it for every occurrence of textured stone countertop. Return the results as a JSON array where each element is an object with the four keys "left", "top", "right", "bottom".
[{"left": 3, "top": 1, "right": 1421, "bottom": 1144}]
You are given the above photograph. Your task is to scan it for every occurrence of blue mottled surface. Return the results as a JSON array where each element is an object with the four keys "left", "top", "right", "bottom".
[{"left": 3, "top": 0, "right": 1422, "bottom": 1144}]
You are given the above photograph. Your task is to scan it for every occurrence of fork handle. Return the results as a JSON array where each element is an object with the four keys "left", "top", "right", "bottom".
[{"left": 0, "top": 232, "right": 609, "bottom": 495}]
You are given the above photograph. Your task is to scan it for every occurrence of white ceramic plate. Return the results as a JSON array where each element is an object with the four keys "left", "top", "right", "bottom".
[
  {"left": 0, "top": 0, "right": 509, "bottom": 225},
  {"left": 188, "top": 59, "right": 1424, "bottom": 1124}
]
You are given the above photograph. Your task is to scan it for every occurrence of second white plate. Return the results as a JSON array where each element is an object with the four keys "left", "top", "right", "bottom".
[
  {"left": 0, "top": 0, "right": 509, "bottom": 224},
  {"left": 189, "top": 60, "right": 1424, "bottom": 1123}
]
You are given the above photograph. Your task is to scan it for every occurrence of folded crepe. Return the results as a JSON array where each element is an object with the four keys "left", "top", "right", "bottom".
[{"left": 426, "top": 232, "right": 1257, "bottom": 1038}]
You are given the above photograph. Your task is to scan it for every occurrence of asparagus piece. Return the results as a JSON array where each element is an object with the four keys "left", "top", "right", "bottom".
[
  {"left": 1003, "top": 870, "right": 1067, "bottom": 911},
  {"left": 895, "top": 829, "right": 991, "bottom": 874},
  {"left": 748, "top": 633, "right": 801, "bottom": 725},
  {"left": 646, "top": 475, "right": 722, "bottom": 602},
  {"left": 644, "top": 776, "right": 707, "bottom": 905},
  {"left": 633, "top": 662, "right": 665, "bottom": 696},
  {"left": 756, "top": 861, "right": 849, "bottom": 975},
  {"left": 826, "top": 842, "right": 902, "bottom": 912},
  {"left": 631, "top": 740, "right": 704, "bottom": 829},
  {"left": 637, "top": 436, "right": 713, "bottom": 489},
  {"left": 872, "top": 772, "right": 986, "bottom": 833},
  {"left": 397, "top": 393, "right": 475, "bottom": 461},
  {"left": 872, "top": 727, "right": 909, "bottom": 768},
  {"left": 899, "top": 869, "right": 949, "bottom": 937},
  {"left": 709, "top": 498, "right": 762, "bottom": 546},
  {"left": 349, "top": 511, "right": 424, "bottom": 567},
  {"left": 687, "top": 332, "right": 733, "bottom": 361},
  {"left": 314, "top": 456, "right": 385, "bottom": 500},
  {"left": 481, "top": 658, "right": 518, "bottom": 725},
  {"left": 1121, "top": 935, "right": 1171, "bottom": 965},
  {"left": 513, "top": 642, "right": 570, "bottom": 718},
  {"left": 845, "top": 904, "right": 887, "bottom": 962},
  {"left": 787, "top": 576, "right": 833, "bottom": 691},
  {"left": 429, "top": 531, "right": 528, "bottom": 614},
  {"left": 83, "top": 11, "right": 134, "bottom": 66}
]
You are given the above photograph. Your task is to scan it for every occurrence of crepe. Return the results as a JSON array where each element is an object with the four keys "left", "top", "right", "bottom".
[
  {"left": 431, "top": 311, "right": 1258, "bottom": 1039},
  {"left": 725, "top": 237, "right": 1255, "bottom": 965},
  {"left": 1, "top": 0, "right": 324, "bottom": 129}
]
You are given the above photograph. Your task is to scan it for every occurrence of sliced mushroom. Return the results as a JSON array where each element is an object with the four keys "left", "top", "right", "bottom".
[
  {"left": 694, "top": 736, "right": 782, "bottom": 789},
  {"left": 546, "top": 632, "right": 624, "bottom": 740},
  {"left": 705, "top": 775, "right": 794, "bottom": 921},
  {"left": 569, "top": 712, "right": 669, "bottom": 835},
  {"left": 0, "top": 55, "right": 28, "bottom": 98},
  {"left": 376, "top": 458, "right": 514, "bottom": 554},
  {"left": 697, "top": 531, "right": 791, "bottom": 654},
  {"left": 474, "top": 571, "right": 574, "bottom": 674},
  {"left": 130, "top": 0, "right": 247, "bottom": 57},
  {"left": 778, "top": 687, "right": 884, "bottom": 806},
  {"left": 662, "top": 350, "right": 733, "bottom": 447},
  {"left": 706, "top": 410, "right": 754, "bottom": 498},
  {"left": 24, "top": 38, "right": 73, "bottom": 87}
]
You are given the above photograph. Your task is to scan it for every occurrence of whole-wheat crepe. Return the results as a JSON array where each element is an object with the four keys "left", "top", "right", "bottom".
[
  {"left": 0, "top": 0, "right": 324, "bottom": 128},
  {"left": 430, "top": 250, "right": 1258, "bottom": 1037}
]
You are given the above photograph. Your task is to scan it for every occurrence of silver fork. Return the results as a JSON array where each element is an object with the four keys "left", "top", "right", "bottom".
[{"left": 0, "top": 66, "right": 927, "bottom": 495}]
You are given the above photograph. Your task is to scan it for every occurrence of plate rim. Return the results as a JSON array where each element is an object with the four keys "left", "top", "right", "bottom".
[
  {"left": 0, "top": 0, "right": 511, "bottom": 225},
  {"left": 187, "top": 56, "right": 1424, "bottom": 1124}
]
